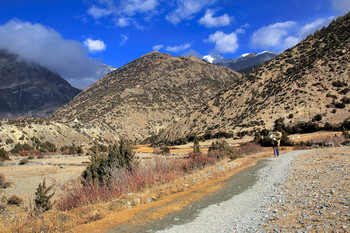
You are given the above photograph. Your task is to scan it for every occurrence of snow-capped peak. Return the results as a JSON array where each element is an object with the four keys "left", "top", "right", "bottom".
[
  {"left": 241, "top": 53, "right": 251, "bottom": 57},
  {"left": 203, "top": 55, "right": 215, "bottom": 63},
  {"left": 203, "top": 54, "right": 224, "bottom": 63}
]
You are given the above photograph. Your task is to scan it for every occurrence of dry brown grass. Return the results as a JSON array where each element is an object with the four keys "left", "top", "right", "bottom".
[{"left": 0, "top": 140, "right": 295, "bottom": 232}]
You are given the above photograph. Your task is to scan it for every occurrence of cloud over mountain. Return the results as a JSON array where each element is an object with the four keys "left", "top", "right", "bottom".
[
  {"left": 208, "top": 31, "right": 239, "bottom": 53},
  {"left": 0, "top": 20, "right": 110, "bottom": 89},
  {"left": 250, "top": 17, "right": 335, "bottom": 52}
]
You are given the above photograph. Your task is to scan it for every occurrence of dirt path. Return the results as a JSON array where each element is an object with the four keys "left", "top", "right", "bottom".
[
  {"left": 108, "top": 159, "right": 269, "bottom": 233},
  {"left": 146, "top": 150, "right": 305, "bottom": 232},
  {"left": 107, "top": 147, "right": 349, "bottom": 232}
]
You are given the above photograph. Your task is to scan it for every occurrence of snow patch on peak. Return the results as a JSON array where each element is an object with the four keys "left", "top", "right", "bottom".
[
  {"left": 203, "top": 55, "right": 215, "bottom": 63},
  {"left": 257, "top": 51, "right": 276, "bottom": 56},
  {"left": 241, "top": 53, "right": 251, "bottom": 57},
  {"left": 203, "top": 54, "right": 224, "bottom": 63}
]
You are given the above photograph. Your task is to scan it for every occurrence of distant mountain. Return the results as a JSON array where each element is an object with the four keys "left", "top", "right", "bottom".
[
  {"left": 52, "top": 51, "right": 241, "bottom": 140},
  {"left": 203, "top": 51, "right": 278, "bottom": 73},
  {"left": 159, "top": 12, "right": 350, "bottom": 143},
  {"left": 0, "top": 51, "right": 81, "bottom": 118}
]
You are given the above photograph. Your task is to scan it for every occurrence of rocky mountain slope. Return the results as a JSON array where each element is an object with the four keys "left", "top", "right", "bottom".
[
  {"left": 159, "top": 12, "right": 350, "bottom": 143},
  {"left": 203, "top": 51, "right": 277, "bottom": 73},
  {"left": 0, "top": 51, "right": 81, "bottom": 118},
  {"left": 52, "top": 51, "right": 241, "bottom": 140}
]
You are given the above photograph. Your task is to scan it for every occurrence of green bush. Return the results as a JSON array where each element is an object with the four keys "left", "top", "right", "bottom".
[
  {"left": 82, "top": 153, "right": 109, "bottom": 184},
  {"left": 107, "top": 139, "right": 136, "bottom": 173},
  {"left": 82, "top": 138, "right": 136, "bottom": 185},
  {"left": 208, "top": 140, "right": 233, "bottom": 160},
  {"left": 34, "top": 179, "right": 55, "bottom": 213}
]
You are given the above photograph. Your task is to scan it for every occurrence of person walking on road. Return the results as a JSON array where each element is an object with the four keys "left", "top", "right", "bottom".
[{"left": 269, "top": 132, "right": 281, "bottom": 158}]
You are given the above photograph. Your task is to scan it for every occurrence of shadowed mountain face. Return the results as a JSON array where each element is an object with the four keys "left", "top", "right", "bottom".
[
  {"left": 0, "top": 51, "right": 81, "bottom": 118},
  {"left": 52, "top": 51, "right": 242, "bottom": 140},
  {"left": 159, "top": 12, "right": 350, "bottom": 143}
]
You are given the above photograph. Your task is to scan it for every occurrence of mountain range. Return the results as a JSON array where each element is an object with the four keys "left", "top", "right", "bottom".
[
  {"left": 0, "top": 12, "right": 349, "bottom": 149},
  {"left": 0, "top": 50, "right": 81, "bottom": 119},
  {"left": 203, "top": 51, "right": 278, "bottom": 73}
]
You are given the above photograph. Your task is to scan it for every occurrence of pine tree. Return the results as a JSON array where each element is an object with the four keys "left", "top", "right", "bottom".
[
  {"left": 193, "top": 136, "right": 200, "bottom": 154},
  {"left": 34, "top": 179, "right": 55, "bottom": 213}
]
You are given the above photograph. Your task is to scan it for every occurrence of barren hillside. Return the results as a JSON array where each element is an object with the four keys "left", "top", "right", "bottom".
[
  {"left": 159, "top": 12, "right": 350, "bottom": 143},
  {"left": 52, "top": 51, "right": 241, "bottom": 140}
]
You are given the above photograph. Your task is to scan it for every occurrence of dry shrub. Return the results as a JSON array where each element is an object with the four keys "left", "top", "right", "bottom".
[
  {"left": 7, "top": 195, "right": 23, "bottom": 205},
  {"left": 57, "top": 157, "right": 187, "bottom": 211},
  {"left": 208, "top": 140, "right": 233, "bottom": 160},
  {"left": 229, "top": 142, "right": 262, "bottom": 160},
  {"left": 182, "top": 152, "right": 216, "bottom": 173}
]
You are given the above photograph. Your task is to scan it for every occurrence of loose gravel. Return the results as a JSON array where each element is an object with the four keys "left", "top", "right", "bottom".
[{"left": 157, "top": 150, "right": 307, "bottom": 233}]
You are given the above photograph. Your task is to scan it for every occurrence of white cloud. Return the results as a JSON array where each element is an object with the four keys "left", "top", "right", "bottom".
[
  {"left": 166, "top": 43, "right": 191, "bottom": 52},
  {"left": 250, "top": 21, "right": 296, "bottom": 49},
  {"left": 84, "top": 38, "right": 106, "bottom": 52},
  {"left": 332, "top": 0, "right": 350, "bottom": 13},
  {"left": 250, "top": 16, "right": 337, "bottom": 52},
  {"left": 116, "top": 17, "right": 130, "bottom": 27},
  {"left": 0, "top": 20, "right": 110, "bottom": 89},
  {"left": 298, "top": 17, "right": 334, "bottom": 39},
  {"left": 198, "top": 9, "right": 231, "bottom": 28},
  {"left": 87, "top": 0, "right": 159, "bottom": 27},
  {"left": 122, "top": 0, "right": 158, "bottom": 16},
  {"left": 119, "top": 34, "right": 128, "bottom": 45},
  {"left": 166, "top": 0, "right": 217, "bottom": 25},
  {"left": 87, "top": 5, "right": 113, "bottom": 19},
  {"left": 208, "top": 31, "right": 238, "bottom": 53},
  {"left": 152, "top": 44, "right": 164, "bottom": 50},
  {"left": 235, "top": 23, "right": 249, "bottom": 34}
]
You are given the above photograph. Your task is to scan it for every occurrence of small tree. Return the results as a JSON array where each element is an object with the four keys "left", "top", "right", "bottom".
[
  {"left": 82, "top": 153, "right": 109, "bottom": 184},
  {"left": 193, "top": 136, "right": 200, "bottom": 154},
  {"left": 82, "top": 138, "right": 136, "bottom": 185},
  {"left": 0, "top": 148, "right": 9, "bottom": 161},
  {"left": 34, "top": 179, "right": 55, "bottom": 213},
  {"left": 107, "top": 138, "right": 135, "bottom": 173}
]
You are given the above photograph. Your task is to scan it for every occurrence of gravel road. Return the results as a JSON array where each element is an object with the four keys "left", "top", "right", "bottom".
[{"left": 156, "top": 150, "right": 307, "bottom": 233}]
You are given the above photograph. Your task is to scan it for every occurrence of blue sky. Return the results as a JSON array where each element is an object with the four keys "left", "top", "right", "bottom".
[{"left": 0, "top": 0, "right": 349, "bottom": 89}]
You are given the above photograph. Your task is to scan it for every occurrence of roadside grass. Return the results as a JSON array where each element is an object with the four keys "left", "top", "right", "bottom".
[{"left": 0, "top": 133, "right": 338, "bottom": 232}]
